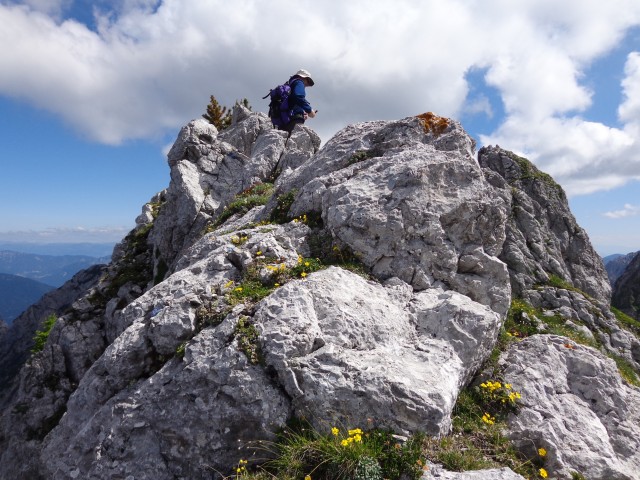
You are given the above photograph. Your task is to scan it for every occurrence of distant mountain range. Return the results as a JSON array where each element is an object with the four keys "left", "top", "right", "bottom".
[
  {"left": 0, "top": 250, "right": 111, "bottom": 288},
  {"left": 603, "top": 251, "right": 639, "bottom": 287},
  {"left": 0, "top": 273, "right": 55, "bottom": 323},
  {"left": 0, "top": 242, "right": 114, "bottom": 257},
  {"left": 0, "top": 247, "right": 112, "bottom": 324}
]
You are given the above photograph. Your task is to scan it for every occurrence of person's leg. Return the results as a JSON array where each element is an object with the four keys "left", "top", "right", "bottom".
[{"left": 282, "top": 116, "right": 305, "bottom": 134}]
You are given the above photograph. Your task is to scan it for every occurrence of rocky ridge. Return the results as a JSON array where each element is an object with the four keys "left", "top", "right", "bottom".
[
  {"left": 0, "top": 106, "right": 638, "bottom": 480},
  {"left": 612, "top": 251, "right": 640, "bottom": 321},
  {"left": 605, "top": 251, "right": 638, "bottom": 286}
]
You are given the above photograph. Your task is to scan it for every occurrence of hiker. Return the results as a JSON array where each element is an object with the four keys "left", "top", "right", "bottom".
[{"left": 282, "top": 69, "right": 317, "bottom": 133}]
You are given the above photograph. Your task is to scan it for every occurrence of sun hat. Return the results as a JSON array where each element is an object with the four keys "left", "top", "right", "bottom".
[{"left": 294, "top": 69, "right": 315, "bottom": 86}]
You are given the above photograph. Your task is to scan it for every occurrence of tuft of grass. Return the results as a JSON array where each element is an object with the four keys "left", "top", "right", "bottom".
[
  {"left": 505, "top": 298, "right": 599, "bottom": 349},
  {"left": 608, "top": 353, "right": 640, "bottom": 387},
  {"left": 248, "top": 422, "right": 425, "bottom": 480},
  {"left": 31, "top": 314, "right": 57, "bottom": 354},
  {"left": 215, "top": 183, "right": 275, "bottom": 227},
  {"left": 424, "top": 389, "right": 540, "bottom": 478}
]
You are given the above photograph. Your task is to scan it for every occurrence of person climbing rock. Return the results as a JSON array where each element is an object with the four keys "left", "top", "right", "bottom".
[{"left": 282, "top": 69, "right": 316, "bottom": 133}]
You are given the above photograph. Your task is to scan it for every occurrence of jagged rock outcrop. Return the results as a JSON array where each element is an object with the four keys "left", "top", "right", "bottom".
[
  {"left": 612, "top": 251, "right": 640, "bottom": 320},
  {"left": 0, "top": 107, "right": 638, "bottom": 480},
  {"left": 479, "top": 146, "right": 640, "bottom": 376},
  {"left": 478, "top": 146, "right": 610, "bottom": 304}
]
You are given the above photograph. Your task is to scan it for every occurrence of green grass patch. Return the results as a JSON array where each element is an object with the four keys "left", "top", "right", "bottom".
[
  {"left": 608, "top": 353, "right": 640, "bottom": 387},
  {"left": 215, "top": 183, "right": 274, "bottom": 227},
  {"left": 31, "top": 314, "right": 57, "bottom": 354},
  {"left": 611, "top": 306, "right": 640, "bottom": 336},
  {"left": 424, "top": 389, "right": 541, "bottom": 478},
  {"left": 242, "top": 422, "right": 425, "bottom": 480},
  {"left": 507, "top": 151, "right": 566, "bottom": 199},
  {"left": 505, "top": 298, "right": 599, "bottom": 349}
]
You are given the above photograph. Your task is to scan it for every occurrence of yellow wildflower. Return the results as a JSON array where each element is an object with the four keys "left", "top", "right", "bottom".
[
  {"left": 305, "top": 476, "right": 311, "bottom": 480},
  {"left": 235, "top": 287, "right": 243, "bottom": 292},
  {"left": 539, "top": 468, "right": 548, "bottom": 478},
  {"left": 481, "top": 413, "right": 495, "bottom": 425},
  {"left": 256, "top": 250, "right": 262, "bottom": 256},
  {"left": 301, "top": 272, "right": 307, "bottom": 278},
  {"left": 538, "top": 447, "right": 547, "bottom": 457},
  {"left": 348, "top": 428, "right": 363, "bottom": 436},
  {"left": 353, "top": 433, "right": 362, "bottom": 442},
  {"left": 331, "top": 427, "right": 339, "bottom": 436}
]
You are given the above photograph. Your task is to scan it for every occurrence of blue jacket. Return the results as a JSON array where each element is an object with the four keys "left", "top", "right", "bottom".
[{"left": 288, "top": 77, "right": 312, "bottom": 116}]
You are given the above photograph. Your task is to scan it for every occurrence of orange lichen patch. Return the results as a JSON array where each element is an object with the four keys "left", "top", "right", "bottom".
[{"left": 416, "top": 112, "right": 450, "bottom": 136}]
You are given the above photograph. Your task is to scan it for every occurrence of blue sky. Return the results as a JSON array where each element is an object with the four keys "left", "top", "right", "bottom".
[{"left": 0, "top": 0, "right": 639, "bottom": 256}]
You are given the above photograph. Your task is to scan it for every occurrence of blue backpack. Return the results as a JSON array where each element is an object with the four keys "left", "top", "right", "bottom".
[{"left": 263, "top": 79, "right": 295, "bottom": 128}]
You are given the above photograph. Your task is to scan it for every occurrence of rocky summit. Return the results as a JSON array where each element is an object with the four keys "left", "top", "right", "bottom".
[{"left": 0, "top": 106, "right": 638, "bottom": 480}]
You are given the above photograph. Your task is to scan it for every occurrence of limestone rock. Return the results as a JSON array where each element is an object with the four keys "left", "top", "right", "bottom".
[
  {"left": 423, "top": 463, "right": 525, "bottom": 479},
  {"left": 254, "top": 267, "right": 501, "bottom": 436},
  {"left": 501, "top": 334, "right": 640, "bottom": 479},
  {"left": 273, "top": 116, "right": 511, "bottom": 315}
]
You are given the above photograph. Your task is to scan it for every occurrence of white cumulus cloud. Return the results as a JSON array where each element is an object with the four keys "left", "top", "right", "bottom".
[
  {"left": 603, "top": 204, "right": 640, "bottom": 219},
  {"left": 1, "top": 0, "right": 640, "bottom": 195}
]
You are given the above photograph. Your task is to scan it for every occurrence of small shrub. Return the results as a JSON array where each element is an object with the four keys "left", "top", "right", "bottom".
[
  {"left": 203, "top": 95, "right": 232, "bottom": 130},
  {"left": 31, "top": 314, "right": 57, "bottom": 353}
]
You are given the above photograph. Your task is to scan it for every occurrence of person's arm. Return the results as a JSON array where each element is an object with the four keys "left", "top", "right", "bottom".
[{"left": 291, "top": 79, "right": 312, "bottom": 113}]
